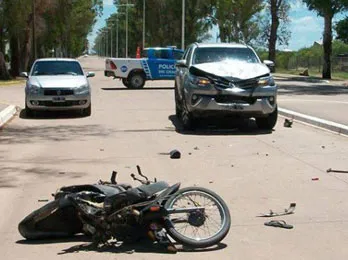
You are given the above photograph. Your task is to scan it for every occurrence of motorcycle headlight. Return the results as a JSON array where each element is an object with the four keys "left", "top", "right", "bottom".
[
  {"left": 75, "top": 85, "right": 90, "bottom": 95},
  {"left": 189, "top": 74, "right": 211, "bottom": 88},
  {"left": 257, "top": 76, "right": 275, "bottom": 87},
  {"left": 28, "top": 84, "right": 40, "bottom": 95}
]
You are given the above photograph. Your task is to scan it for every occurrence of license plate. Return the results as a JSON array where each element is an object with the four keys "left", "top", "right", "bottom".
[
  {"left": 52, "top": 97, "right": 66, "bottom": 102},
  {"left": 227, "top": 104, "right": 244, "bottom": 110}
]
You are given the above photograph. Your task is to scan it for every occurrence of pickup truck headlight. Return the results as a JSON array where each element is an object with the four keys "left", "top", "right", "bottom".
[
  {"left": 257, "top": 76, "right": 275, "bottom": 87},
  {"left": 75, "top": 85, "right": 90, "bottom": 95},
  {"left": 27, "top": 84, "right": 40, "bottom": 95},
  {"left": 189, "top": 74, "right": 211, "bottom": 87}
]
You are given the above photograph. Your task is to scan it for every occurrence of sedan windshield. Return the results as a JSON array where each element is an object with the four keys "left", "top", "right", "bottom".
[
  {"left": 31, "top": 61, "right": 84, "bottom": 76},
  {"left": 192, "top": 47, "right": 259, "bottom": 65}
]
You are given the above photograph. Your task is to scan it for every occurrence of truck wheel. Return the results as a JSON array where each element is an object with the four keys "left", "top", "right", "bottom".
[
  {"left": 122, "top": 78, "right": 129, "bottom": 88},
  {"left": 174, "top": 86, "right": 182, "bottom": 117},
  {"left": 256, "top": 106, "right": 278, "bottom": 130},
  {"left": 128, "top": 72, "right": 145, "bottom": 89}
]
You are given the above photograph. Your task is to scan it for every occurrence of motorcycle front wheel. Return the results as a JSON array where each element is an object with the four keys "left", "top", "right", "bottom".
[{"left": 164, "top": 187, "right": 231, "bottom": 248}]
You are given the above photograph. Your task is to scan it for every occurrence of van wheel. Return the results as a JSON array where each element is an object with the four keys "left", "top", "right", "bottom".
[{"left": 128, "top": 72, "right": 145, "bottom": 89}]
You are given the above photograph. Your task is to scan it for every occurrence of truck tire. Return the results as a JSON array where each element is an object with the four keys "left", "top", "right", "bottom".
[
  {"left": 122, "top": 78, "right": 129, "bottom": 88},
  {"left": 128, "top": 72, "right": 146, "bottom": 89},
  {"left": 255, "top": 106, "right": 278, "bottom": 130}
]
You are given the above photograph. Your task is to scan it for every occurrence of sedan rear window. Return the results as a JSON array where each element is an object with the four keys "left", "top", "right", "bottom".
[
  {"left": 31, "top": 61, "right": 84, "bottom": 76},
  {"left": 192, "top": 47, "right": 259, "bottom": 65}
]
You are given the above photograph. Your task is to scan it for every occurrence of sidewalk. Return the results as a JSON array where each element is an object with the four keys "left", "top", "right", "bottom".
[{"left": 0, "top": 103, "right": 17, "bottom": 128}]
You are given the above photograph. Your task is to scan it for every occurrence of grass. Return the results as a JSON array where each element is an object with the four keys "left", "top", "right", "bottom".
[
  {"left": 275, "top": 68, "right": 348, "bottom": 81},
  {"left": 0, "top": 79, "right": 25, "bottom": 86}
]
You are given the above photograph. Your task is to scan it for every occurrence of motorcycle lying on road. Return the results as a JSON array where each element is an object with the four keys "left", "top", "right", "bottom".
[{"left": 18, "top": 166, "right": 231, "bottom": 252}]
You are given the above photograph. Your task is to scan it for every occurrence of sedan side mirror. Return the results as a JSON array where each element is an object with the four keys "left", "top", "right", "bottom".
[
  {"left": 176, "top": 59, "right": 187, "bottom": 68},
  {"left": 20, "top": 72, "right": 28, "bottom": 78},
  {"left": 86, "top": 72, "right": 95, "bottom": 78}
]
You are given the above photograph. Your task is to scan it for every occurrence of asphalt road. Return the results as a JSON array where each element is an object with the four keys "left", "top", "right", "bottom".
[
  {"left": 275, "top": 74, "right": 348, "bottom": 126},
  {"left": 0, "top": 56, "right": 348, "bottom": 260}
]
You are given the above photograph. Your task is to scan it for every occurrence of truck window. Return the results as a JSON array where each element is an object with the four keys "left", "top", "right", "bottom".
[
  {"left": 173, "top": 50, "right": 183, "bottom": 60},
  {"left": 142, "top": 49, "right": 148, "bottom": 58}
]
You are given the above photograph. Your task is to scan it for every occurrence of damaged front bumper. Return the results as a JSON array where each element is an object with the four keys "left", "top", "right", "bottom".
[{"left": 184, "top": 83, "right": 277, "bottom": 118}]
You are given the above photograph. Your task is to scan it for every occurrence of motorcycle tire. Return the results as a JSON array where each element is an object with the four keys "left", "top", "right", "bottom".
[{"left": 164, "top": 187, "right": 231, "bottom": 248}]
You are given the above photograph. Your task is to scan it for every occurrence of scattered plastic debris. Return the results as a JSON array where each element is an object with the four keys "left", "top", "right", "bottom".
[
  {"left": 257, "top": 203, "right": 296, "bottom": 217},
  {"left": 312, "top": 177, "right": 319, "bottom": 181},
  {"left": 284, "top": 118, "right": 293, "bottom": 128},
  {"left": 170, "top": 149, "right": 181, "bottom": 159},
  {"left": 327, "top": 168, "right": 348, "bottom": 174}
]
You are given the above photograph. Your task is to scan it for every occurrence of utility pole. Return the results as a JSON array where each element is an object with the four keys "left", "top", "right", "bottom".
[
  {"left": 142, "top": 0, "right": 145, "bottom": 49},
  {"left": 126, "top": 0, "right": 129, "bottom": 58},
  {"left": 116, "top": 19, "right": 119, "bottom": 58},
  {"left": 110, "top": 25, "right": 113, "bottom": 57},
  {"left": 32, "top": 0, "right": 37, "bottom": 60},
  {"left": 181, "top": 0, "right": 185, "bottom": 51}
]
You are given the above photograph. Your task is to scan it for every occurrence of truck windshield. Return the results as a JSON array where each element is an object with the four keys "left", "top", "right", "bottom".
[
  {"left": 192, "top": 47, "right": 259, "bottom": 65},
  {"left": 31, "top": 61, "right": 84, "bottom": 76}
]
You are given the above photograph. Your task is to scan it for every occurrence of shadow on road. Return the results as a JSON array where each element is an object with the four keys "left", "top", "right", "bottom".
[
  {"left": 278, "top": 84, "right": 348, "bottom": 96},
  {"left": 16, "top": 235, "right": 91, "bottom": 245},
  {"left": 101, "top": 87, "right": 174, "bottom": 91},
  {"left": 19, "top": 109, "right": 88, "bottom": 120},
  {"left": 0, "top": 123, "right": 112, "bottom": 144},
  {"left": 56, "top": 240, "right": 227, "bottom": 255},
  {"left": 168, "top": 115, "right": 273, "bottom": 136}
]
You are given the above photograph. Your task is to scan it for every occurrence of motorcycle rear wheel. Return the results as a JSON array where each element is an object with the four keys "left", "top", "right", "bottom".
[{"left": 164, "top": 187, "right": 231, "bottom": 248}]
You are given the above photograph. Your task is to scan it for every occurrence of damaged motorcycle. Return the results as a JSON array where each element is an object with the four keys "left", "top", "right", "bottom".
[{"left": 18, "top": 166, "right": 231, "bottom": 252}]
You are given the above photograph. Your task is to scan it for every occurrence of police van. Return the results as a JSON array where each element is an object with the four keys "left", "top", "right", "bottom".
[{"left": 104, "top": 47, "right": 184, "bottom": 88}]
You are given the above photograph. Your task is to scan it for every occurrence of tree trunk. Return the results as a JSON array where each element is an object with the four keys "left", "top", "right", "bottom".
[
  {"left": 322, "top": 14, "right": 332, "bottom": 79},
  {"left": 0, "top": 51, "right": 10, "bottom": 80},
  {"left": 268, "top": 0, "right": 280, "bottom": 68},
  {"left": 10, "top": 36, "right": 20, "bottom": 77},
  {"left": 19, "top": 27, "right": 32, "bottom": 73}
]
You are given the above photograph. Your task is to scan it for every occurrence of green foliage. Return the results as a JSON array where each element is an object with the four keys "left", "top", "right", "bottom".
[{"left": 335, "top": 16, "right": 348, "bottom": 43}]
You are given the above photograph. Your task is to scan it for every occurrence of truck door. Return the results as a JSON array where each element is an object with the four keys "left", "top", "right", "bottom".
[{"left": 148, "top": 49, "right": 176, "bottom": 79}]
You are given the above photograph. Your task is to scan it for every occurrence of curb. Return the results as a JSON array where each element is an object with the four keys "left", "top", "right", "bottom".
[
  {"left": 0, "top": 105, "right": 18, "bottom": 129},
  {"left": 279, "top": 107, "right": 348, "bottom": 136}
]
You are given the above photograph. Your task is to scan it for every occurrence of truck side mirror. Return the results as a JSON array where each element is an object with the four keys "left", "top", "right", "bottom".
[
  {"left": 263, "top": 60, "right": 275, "bottom": 72},
  {"left": 176, "top": 59, "right": 187, "bottom": 68}
]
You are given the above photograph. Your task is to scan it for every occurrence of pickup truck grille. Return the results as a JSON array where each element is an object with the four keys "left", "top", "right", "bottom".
[
  {"left": 44, "top": 89, "right": 74, "bottom": 96},
  {"left": 213, "top": 78, "right": 258, "bottom": 90},
  {"left": 215, "top": 95, "right": 256, "bottom": 104}
]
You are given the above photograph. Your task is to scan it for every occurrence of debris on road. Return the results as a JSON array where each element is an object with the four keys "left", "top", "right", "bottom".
[
  {"left": 169, "top": 149, "right": 181, "bottom": 159},
  {"left": 38, "top": 199, "right": 49, "bottom": 202},
  {"left": 257, "top": 203, "right": 296, "bottom": 217},
  {"left": 284, "top": 118, "right": 293, "bottom": 128},
  {"left": 209, "top": 181, "right": 214, "bottom": 184},
  {"left": 312, "top": 177, "right": 319, "bottom": 181},
  {"left": 264, "top": 220, "right": 293, "bottom": 229},
  {"left": 321, "top": 146, "right": 325, "bottom": 149},
  {"left": 299, "top": 68, "right": 309, "bottom": 76},
  {"left": 194, "top": 146, "right": 199, "bottom": 150},
  {"left": 326, "top": 168, "right": 348, "bottom": 174},
  {"left": 59, "top": 172, "right": 65, "bottom": 175},
  {"left": 100, "top": 149, "right": 104, "bottom": 151}
]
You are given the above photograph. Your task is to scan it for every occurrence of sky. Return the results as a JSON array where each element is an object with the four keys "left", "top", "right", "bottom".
[{"left": 88, "top": 0, "right": 348, "bottom": 52}]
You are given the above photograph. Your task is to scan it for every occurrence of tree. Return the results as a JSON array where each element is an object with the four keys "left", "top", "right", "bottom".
[
  {"left": 213, "top": 0, "right": 264, "bottom": 44},
  {"left": 336, "top": 16, "right": 348, "bottom": 43},
  {"left": 303, "top": 0, "right": 348, "bottom": 79},
  {"left": 260, "top": 0, "right": 291, "bottom": 66}
]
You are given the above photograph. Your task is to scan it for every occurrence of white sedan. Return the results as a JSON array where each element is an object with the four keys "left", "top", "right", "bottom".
[{"left": 21, "top": 58, "right": 94, "bottom": 117}]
